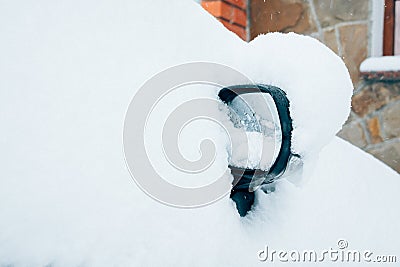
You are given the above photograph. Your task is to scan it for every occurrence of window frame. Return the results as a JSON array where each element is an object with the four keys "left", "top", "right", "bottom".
[{"left": 383, "top": 0, "right": 400, "bottom": 55}]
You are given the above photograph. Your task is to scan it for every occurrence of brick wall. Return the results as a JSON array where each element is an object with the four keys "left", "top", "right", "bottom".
[{"left": 201, "top": 0, "right": 248, "bottom": 40}]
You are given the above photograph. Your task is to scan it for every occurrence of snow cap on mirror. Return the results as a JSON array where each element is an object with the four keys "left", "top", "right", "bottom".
[{"left": 237, "top": 32, "right": 353, "bottom": 157}]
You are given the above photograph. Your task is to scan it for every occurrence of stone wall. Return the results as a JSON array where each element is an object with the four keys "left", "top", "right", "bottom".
[{"left": 339, "top": 75, "right": 400, "bottom": 172}]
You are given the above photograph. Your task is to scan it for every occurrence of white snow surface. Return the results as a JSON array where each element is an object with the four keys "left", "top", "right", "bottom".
[
  {"left": 0, "top": 0, "right": 399, "bottom": 266},
  {"left": 360, "top": 56, "right": 400, "bottom": 72}
]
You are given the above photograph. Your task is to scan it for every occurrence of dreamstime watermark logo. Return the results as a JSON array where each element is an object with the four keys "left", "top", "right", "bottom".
[
  {"left": 257, "top": 239, "right": 397, "bottom": 263},
  {"left": 123, "top": 62, "right": 275, "bottom": 208}
]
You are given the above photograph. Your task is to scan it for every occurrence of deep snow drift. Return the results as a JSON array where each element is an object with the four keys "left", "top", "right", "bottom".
[{"left": 0, "top": 0, "right": 399, "bottom": 266}]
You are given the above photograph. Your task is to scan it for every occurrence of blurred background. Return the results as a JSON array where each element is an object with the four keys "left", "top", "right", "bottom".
[{"left": 199, "top": 0, "right": 400, "bottom": 173}]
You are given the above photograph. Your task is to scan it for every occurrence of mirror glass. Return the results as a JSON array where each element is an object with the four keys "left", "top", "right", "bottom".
[{"left": 226, "top": 92, "right": 282, "bottom": 171}]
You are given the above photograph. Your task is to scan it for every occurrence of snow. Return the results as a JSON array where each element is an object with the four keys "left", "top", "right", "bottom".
[
  {"left": 144, "top": 84, "right": 230, "bottom": 189},
  {"left": 360, "top": 56, "right": 400, "bottom": 72},
  {"left": 229, "top": 131, "right": 279, "bottom": 170},
  {"left": 239, "top": 33, "right": 354, "bottom": 159},
  {"left": 0, "top": 0, "right": 399, "bottom": 266}
]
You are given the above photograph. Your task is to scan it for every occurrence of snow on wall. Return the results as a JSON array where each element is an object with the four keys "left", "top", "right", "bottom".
[{"left": 360, "top": 56, "right": 400, "bottom": 72}]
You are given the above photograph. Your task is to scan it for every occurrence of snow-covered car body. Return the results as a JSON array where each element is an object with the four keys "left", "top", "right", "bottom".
[{"left": 0, "top": 0, "right": 398, "bottom": 266}]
